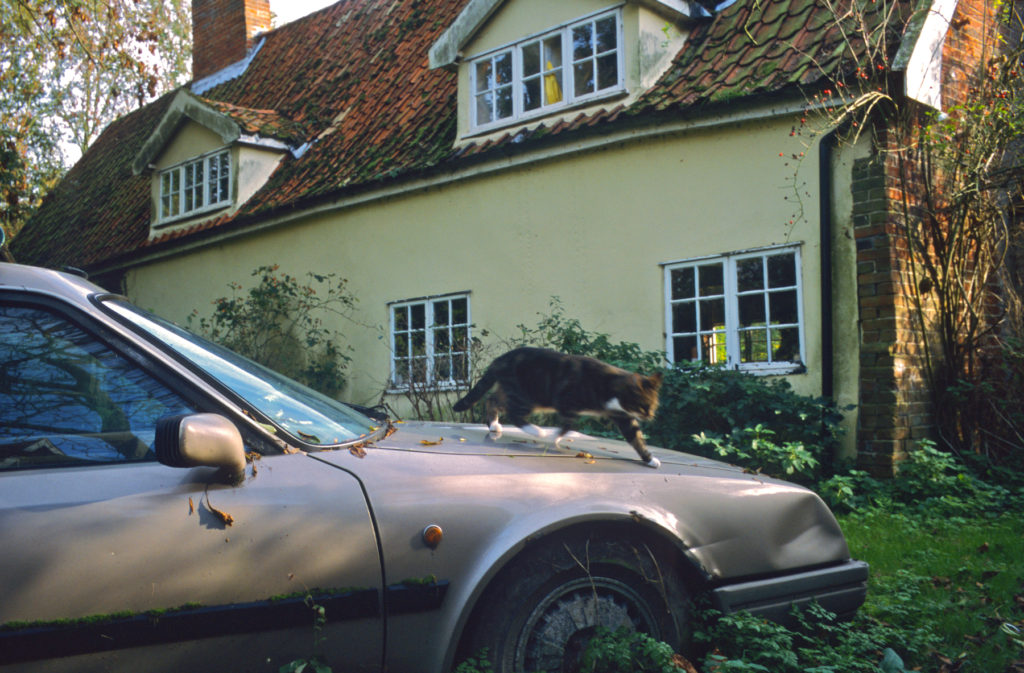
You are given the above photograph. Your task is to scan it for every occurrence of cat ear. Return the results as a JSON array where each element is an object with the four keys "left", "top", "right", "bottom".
[{"left": 645, "top": 371, "right": 664, "bottom": 389}]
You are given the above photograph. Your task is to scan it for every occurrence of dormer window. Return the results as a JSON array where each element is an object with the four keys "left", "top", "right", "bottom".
[
  {"left": 470, "top": 8, "right": 623, "bottom": 132},
  {"left": 158, "top": 149, "right": 232, "bottom": 223}
]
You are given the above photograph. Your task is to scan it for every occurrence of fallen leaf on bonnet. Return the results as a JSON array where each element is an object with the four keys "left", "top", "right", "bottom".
[
  {"left": 350, "top": 444, "right": 367, "bottom": 458},
  {"left": 188, "top": 496, "right": 194, "bottom": 515},
  {"left": 575, "top": 451, "right": 593, "bottom": 459},
  {"left": 420, "top": 438, "right": 444, "bottom": 446},
  {"left": 205, "top": 492, "right": 234, "bottom": 527}
]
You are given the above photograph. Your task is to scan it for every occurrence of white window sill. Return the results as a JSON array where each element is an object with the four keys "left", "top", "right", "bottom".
[{"left": 462, "top": 88, "right": 629, "bottom": 140}]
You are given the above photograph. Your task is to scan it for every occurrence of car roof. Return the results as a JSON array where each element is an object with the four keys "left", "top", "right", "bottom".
[{"left": 0, "top": 263, "right": 106, "bottom": 306}]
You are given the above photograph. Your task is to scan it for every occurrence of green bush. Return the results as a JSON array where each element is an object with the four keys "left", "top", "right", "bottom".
[
  {"left": 578, "top": 628, "right": 681, "bottom": 673},
  {"left": 188, "top": 265, "right": 354, "bottom": 397},
  {"left": 818, "top": 439, "right": 1018, "bottom": 515},
  {"left": 645, "top": 363, "right": 845, "bottom": 484},
  {"left": 513, "top": 298, "right": 664, "bottom": 373}
]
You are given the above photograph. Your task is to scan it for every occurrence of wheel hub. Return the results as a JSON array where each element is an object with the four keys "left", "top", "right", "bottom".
[{"left": 515, "top": 577, "right": 658, "bottom": 673}]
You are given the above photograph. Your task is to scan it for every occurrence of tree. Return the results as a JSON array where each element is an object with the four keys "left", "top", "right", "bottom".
[
  {"left": 0, "top": 0, "right": 191, "bottom": 250},
  {"left": 797, "top": 0, "right": 1024, "bottom": 462}
]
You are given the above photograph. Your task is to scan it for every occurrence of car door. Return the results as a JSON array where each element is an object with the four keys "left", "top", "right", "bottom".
[{"left": 0, "top": 296, "right": 384, "bottom": 673}]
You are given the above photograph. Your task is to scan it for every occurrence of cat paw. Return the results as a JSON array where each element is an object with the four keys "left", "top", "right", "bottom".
[
  {"left": 488, "top": 422, "right": 503, "bottom": 437},
  {"left": 644, "top": 456, "right": 661, "bottom": 469},
  {"left": 520, "top": 424, "right": 547, "bottom": 438}
]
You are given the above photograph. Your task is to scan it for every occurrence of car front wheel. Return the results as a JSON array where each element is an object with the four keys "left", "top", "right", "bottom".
[{"left": 462, "top": 528, "right": 692, "bottom": 673}]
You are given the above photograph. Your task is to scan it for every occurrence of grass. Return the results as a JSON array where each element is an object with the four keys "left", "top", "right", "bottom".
[{"left": 840, "top": 507, "right": 1024, "bottom": 672}]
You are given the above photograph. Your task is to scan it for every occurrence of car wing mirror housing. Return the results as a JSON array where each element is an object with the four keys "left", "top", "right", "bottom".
[{"left": 156, "top": 413, "right": 247, "bottom": 485}]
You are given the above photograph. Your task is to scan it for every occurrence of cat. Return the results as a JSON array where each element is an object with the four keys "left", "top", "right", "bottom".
[{"left": 452, "top": 347, "right": 663, "bottom": 468}]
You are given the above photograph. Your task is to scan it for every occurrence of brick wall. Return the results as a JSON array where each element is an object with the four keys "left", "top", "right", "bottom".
[
  {"left": 851, "top": 0, "right": 1006, "bottom": 474},
  {"left": 852, "top": 145, "right": 936, "bottom": 475},
  {"left": 192, "top": 0, "right": 272, "bottom": 82}
]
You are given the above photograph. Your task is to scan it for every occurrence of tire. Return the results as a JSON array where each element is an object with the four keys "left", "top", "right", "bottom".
[{"left": 462, "top": 528, "right": 691, "bottom": 673}]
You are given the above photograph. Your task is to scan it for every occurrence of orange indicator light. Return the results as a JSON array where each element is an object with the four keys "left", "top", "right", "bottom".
[{"left": 422, "top": 524, "right": 444, "bottom": 549}]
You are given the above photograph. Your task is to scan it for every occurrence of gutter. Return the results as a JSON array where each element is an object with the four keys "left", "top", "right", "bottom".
[
  {"left": 818, "top": 127, "right": 839, "bottom": 401},
  {"left": 90, "top": 96, "right": 836, "bottom": 277}
]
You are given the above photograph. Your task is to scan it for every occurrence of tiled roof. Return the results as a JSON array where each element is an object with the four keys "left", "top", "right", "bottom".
[
  {"left": 13, "top": 0, "right": 914, "bottom": 270},
  {"left": 198, "top": 98, "right": 309, "bottom": 146}
]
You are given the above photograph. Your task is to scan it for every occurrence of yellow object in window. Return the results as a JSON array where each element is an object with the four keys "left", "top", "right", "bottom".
[{"left": 544, "top": 60, "right": 562, "bottom": 104}]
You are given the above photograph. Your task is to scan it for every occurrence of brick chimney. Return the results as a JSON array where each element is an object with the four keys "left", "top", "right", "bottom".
[{"left": 192, "top": 0, "right": 272, "bottom": 82}]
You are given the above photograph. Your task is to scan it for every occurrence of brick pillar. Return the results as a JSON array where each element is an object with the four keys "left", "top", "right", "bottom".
[
  {"left": 851, "top": 147, "right": 935, "bottom": 476},
  {"left": 192, "top": 0, "right": 272, "bottom": 82}
]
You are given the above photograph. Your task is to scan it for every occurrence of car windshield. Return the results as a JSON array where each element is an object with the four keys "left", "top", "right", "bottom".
[{"left": 102, "top": 298, "right": 378, "bottom": 447}]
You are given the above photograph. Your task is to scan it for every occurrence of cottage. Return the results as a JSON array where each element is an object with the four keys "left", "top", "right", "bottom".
[{"left": 11, "top": 0, "right": 998, "bottom": 472}]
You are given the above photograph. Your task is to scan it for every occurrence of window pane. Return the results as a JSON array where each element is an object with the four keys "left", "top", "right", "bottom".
[
  {"left": 411, "top": 358, "right": 427, "bottom": 383},
  {"left": 769, "top": 290, "right": 798, "bottom": 324},
  {"left": 597, "top": 53, "right": 617, "bottom": 90},
  {"left": 544, "top": 36, "right": 562, "bottom": 68},
  {"left": 496, "top": 85, "right": 513, "bottom": 119},
  {"left": 772, "top": 327, "right": 800, "bottom": 362},
  {"left": 544, "top": 67, "right": 563, "bottom": 105},
  {"left": 394, "top": 333, "right": 408, "bottom": 356},
  {"left": 452, "top": 298, "right": 468, "bottom": 324},
  {"left": 411, "top": 331, "right": 426, "bottom": 356},
  {"left": 434, "top": 328, "right": 450, "bottom": 352},
  {"left": 700, "top": 332, "right": 726, "bottom": 365},
  {"left": 453, "top": 353, "right": 468, "bottom": 382},
  {"left": 434, "top": 355, "right": 451, "bottom": 380},
  {"left": 476, "top": 91, "right": 494, "bottom": 124},
  {"left": 218, "top": 153, "right": 230, "bottom": 201},
  {"left": 574, "top": 61, "right": 594, "bottom": 97},
  {"left": 433, "top": 300, "right": 449, "bottom": 326},
  {"left": 671, "top": 267, "right": 695, "bottom": 300},
  {"left": 522, "top": 41, "right": 540, "bottom": 76},
  {"left": 572, "top": 24, "right": 592, "bottom": 60},
  {"left": 475, "top": 60, "right": 492, "bottom": 92},
  {"left": 737, "top": 258, "right": 764, "bottom": 292},
  {"left": 495, "top": 52, "right": 512, "bottom": 85},
  {"left": 672, "top": 301, "right": 696, "bottom": 334},
  {"left": 674, "top": 335, "right": 697, "bottom": 362},
  {"left": 452, "top": 326, "right": 469, "bottom": 352},
  {"left": 411, "top": 304, "right": 425, "bottom": 330},
  {"left": 523, "top": 78, "right": 541, "bottom": 111},
  {"left": 698, "top": 263, "right": 724, "bottom": 296},
  {"left": 699, "top": 298, "right": 725, "bottom": 331},
  {"left": 394, "top": 359, "right": 409, "bottom": 385},
  {"left": 768, "top": 253, "right": 797, "bottom": 288},
  {"left": 738, "top": 294, "right": 766, "bottom": 327},
  {"left": 393, "top": 306, "right": 408, "bottom": 331},
  {"left": 596, "top": 16, "right": 616, "bottom": 53},
  {"left": 740, "top": 328, "right": 769, "bottom": 363}
]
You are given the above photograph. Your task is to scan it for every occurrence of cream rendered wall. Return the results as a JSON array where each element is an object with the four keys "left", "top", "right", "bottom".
[
  {"left": 830, "top": 133, "right": 872, "bottom": 459},
  {"left": 153, "top": 121, "right": 225, "bottom": 168},
  {"left": 127, "top": 113, "right": 842, "bottom": 427}
]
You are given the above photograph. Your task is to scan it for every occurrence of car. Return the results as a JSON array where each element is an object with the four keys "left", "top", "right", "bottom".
[{"left": 0, "top": 262, "right": 867, "bottom": 673}]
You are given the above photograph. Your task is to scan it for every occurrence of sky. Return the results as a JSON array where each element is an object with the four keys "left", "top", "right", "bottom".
[{"left": 274, "top": 0, "right": 338, "bottom": 26}]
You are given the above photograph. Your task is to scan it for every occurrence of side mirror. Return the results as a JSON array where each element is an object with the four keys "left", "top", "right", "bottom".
[{"left": 155, "top": 413, "right": 247, "bottom": 485}]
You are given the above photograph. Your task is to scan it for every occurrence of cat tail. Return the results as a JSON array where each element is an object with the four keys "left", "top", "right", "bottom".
[{"left": 452, "top": 369, "right": 497, "bottom": 412}]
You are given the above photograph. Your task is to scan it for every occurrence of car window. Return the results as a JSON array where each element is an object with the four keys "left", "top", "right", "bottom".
[
  {"left": 0, "top": 304, "right": 197, "bottom": 470},
  {"left": 103, "top": 299, "right": 378, "bottom": 447}
]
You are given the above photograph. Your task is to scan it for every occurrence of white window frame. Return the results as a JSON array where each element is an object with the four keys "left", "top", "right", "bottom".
[
  {"left": 157, "top": 148, "right": 232, "bottom": 224},
  {"left": 663, "top": 245, "right": 806, "bottom": 374},
  {"left": 388, "top": 293, "right": 471, "bottom": 392},
  {"left": 469, "top": 7, "right": 625, "bottom": 133}
]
